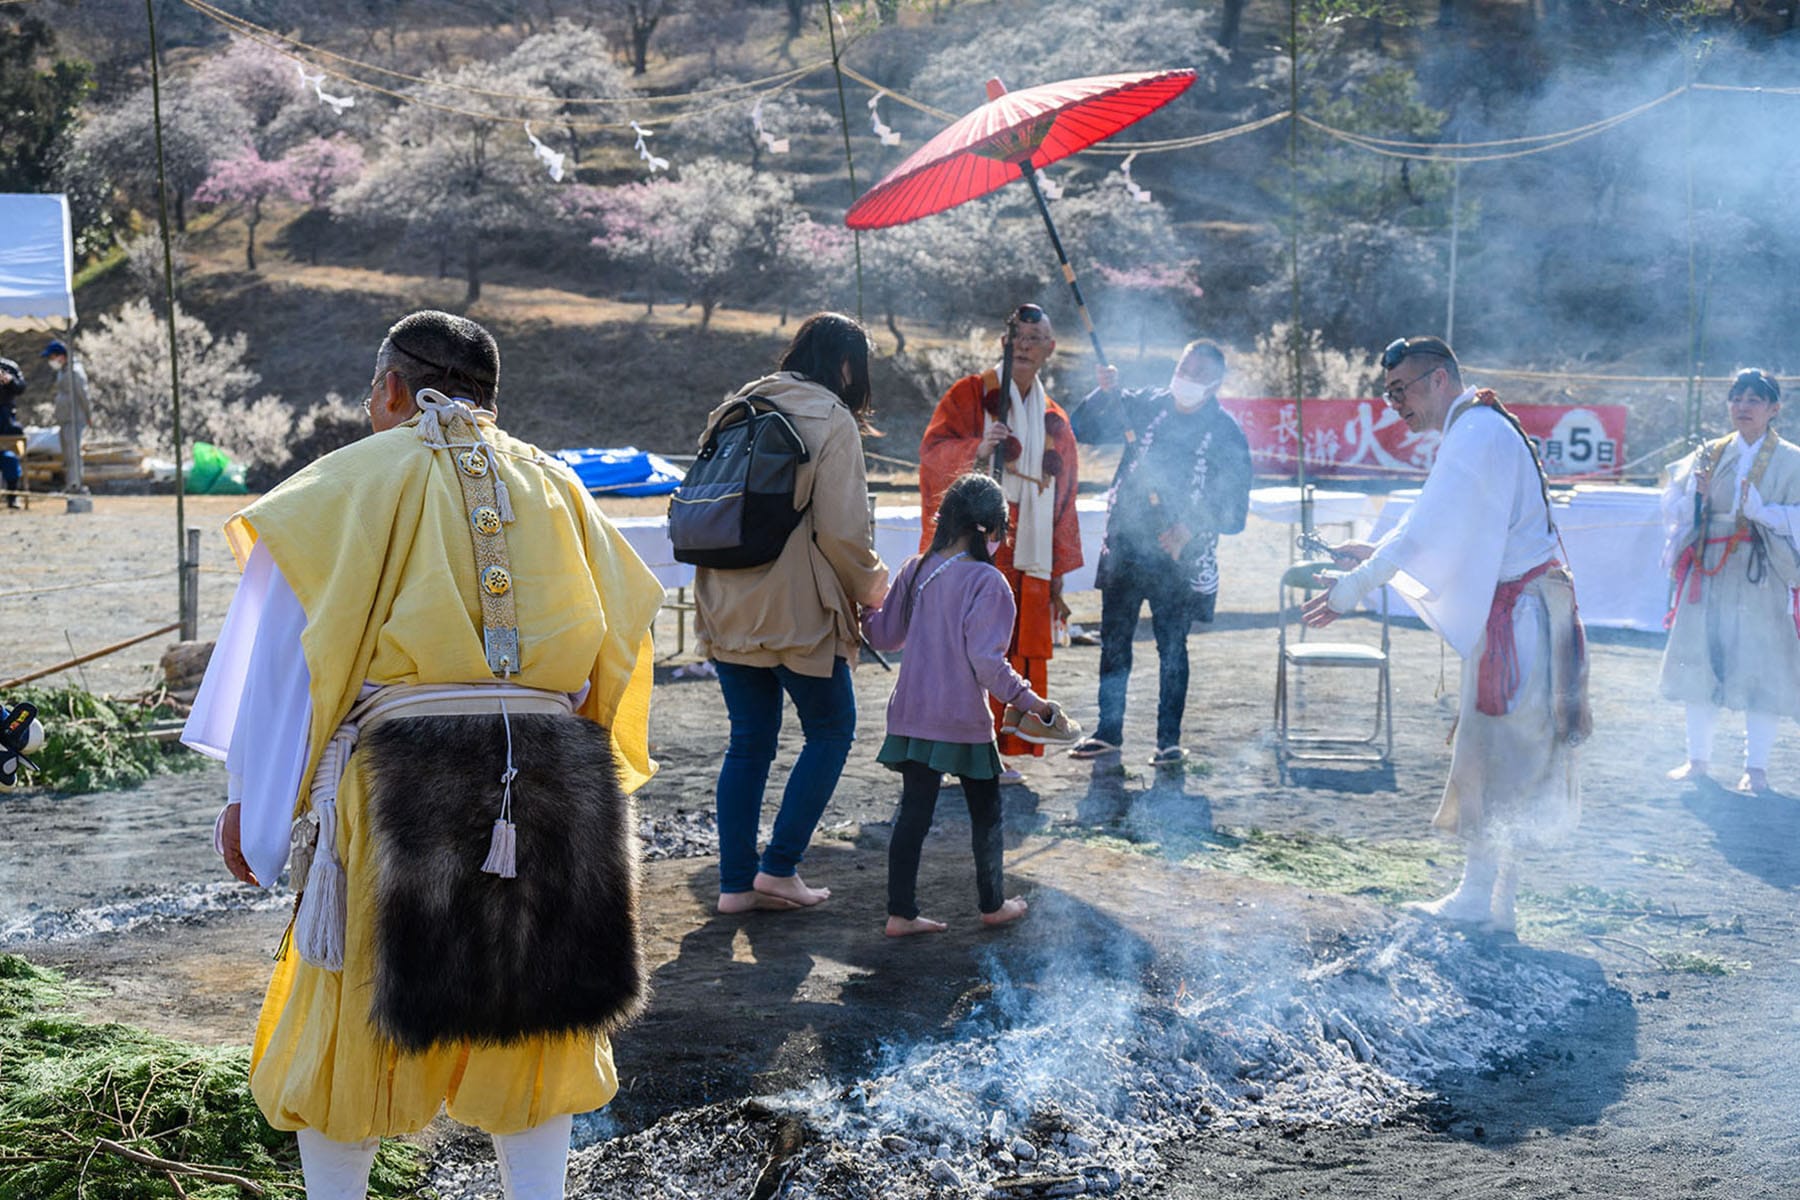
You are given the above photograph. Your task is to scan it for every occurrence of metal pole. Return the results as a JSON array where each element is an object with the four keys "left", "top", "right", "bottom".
[
  {"left": 1019, "top": 167, "right": 1107, "bottom": 368},
  {"left": 145, "top": 0, "right": 189, "bottom": 627},
  {"left": 823, "top": 0, "right": 864, "bottom": 322},
  {"left": 180, "top": 526, "right": 199, "bottom": 642},
  {"left": 1446, "top": 162, "right": 1460, "bottom": 347},
  {"left": 1287, "top": 0, "right": 1308, "bottom": 529}
]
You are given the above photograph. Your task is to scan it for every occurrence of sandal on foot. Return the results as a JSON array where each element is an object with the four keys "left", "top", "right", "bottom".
[{"left": 1068, "top": 737, "right": 1121, "bottom": 760}]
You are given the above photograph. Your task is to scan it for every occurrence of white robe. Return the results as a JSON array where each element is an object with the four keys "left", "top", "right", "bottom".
[
  {"left": 1370, "top": 389, "right": 1577, "bottom": 847},
  {"left": 182, "top": 542, "right": 314, "bottom": 889}
]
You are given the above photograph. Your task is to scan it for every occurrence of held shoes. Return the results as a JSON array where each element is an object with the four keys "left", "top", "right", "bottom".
[{"left": 1013, "top": 702, "right": 1082, "bottom": 746}]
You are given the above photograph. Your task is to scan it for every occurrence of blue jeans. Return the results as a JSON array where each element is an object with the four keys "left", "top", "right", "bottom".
[
  {"left": 713, "top": 657, "right": 856, "bottom": 893},
  {"left": 1095, "top": 564, "right": 1193, "bottom": 749}
]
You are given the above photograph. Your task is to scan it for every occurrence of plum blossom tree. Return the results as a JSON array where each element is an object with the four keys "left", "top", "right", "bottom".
[
  {"left": 502, "top": 22, "right": 635, "bottom": 165},
  {"left": 68, "top": 80, "right": 249, "bottom": 231},
  {"left": 582, "top": 157, "right": 816, "bottom": 330},
  {"left": 194, "top": 146, "right": 303, "bottom": 271},
  {"left": 335, "top": 60, "right": 558, "bottom": 304},
  {"left": 282, "top": 135, "right": 364, "bottom": 262}
]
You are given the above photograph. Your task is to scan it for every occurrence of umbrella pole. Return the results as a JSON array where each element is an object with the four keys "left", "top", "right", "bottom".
[{"left": 1019, "top": 168, "right": 1108, "bottom": 367}]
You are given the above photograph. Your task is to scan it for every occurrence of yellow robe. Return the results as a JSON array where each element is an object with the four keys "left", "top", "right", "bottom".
[{"left": 224, "top": 410, "right": 663, "bottom": 1139}]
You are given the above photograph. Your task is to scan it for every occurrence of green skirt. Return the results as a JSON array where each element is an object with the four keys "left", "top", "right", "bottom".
[{"left": 877, "top": 733, "right": 1002, "bottom": 781}]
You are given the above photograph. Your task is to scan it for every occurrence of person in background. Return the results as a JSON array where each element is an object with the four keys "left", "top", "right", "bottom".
[
  {"left": 862, "top": 473, "right": 1080, "bottom": 937},
  {"left": 0, "top": 357, "right": 25, "bottom": 508},
  {"left": 1659, "top": 368, "right": 1800, "bottom": 795},
  {"left": 1305, "top": 336, "right": 1589, "bottom": 937},
  {"left": 183, "top": 311, "right": 663, "bottom": 1199},
  {"left": 41, "top": 339, "right": 89, "bottom": 494},
  {"left": 917, "top": 303, "right": 1082, "bottom": 783},
  {"left": 1068, "top": 340, "right": 1253, "bottom": 765},
  {"left": 696, "top": 312, "right": 889, "bottom": 914}
]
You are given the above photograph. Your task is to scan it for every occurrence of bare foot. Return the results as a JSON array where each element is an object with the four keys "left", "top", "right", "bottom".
[
  {"left": 1738, "top": 768, "right": 1772, "bottom": 795},
  {"left": 753, "top": 871, "right": 831, "bottom": 907},
  {"left": 885, "top": 915, "right": 948, "bottom": 937},
  {"left": 717, "top": 890, "right": 801, "bottom": 914},
  {"left": 1667, "top": 760, "right": 1710, "bottom": 783},
  {"left": 980, "top": 897, "right": 1029, "bottom": 927}
]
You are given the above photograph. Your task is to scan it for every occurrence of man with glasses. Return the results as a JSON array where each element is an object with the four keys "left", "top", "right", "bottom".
[
  {"left": 919, "top": 304, "right": 1082, "bottom": 779},
  {"left": 184, "top": 310, "right": 664, "bottom": 1198},
  {"left": 1303, "top": 336, "right": 1590, "bottom": 936},
  {"left": 1658, "top": 367, "right": 1800, "bottom": 795}
]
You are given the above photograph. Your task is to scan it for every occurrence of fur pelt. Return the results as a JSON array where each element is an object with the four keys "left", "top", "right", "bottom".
[{"left": 359, "top": 713, "right": 645, "bottom": 1053}]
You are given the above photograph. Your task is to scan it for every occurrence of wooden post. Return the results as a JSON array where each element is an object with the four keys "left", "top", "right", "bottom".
[{"left": 180, "top": 526, "right": 199, "bottom": 642}]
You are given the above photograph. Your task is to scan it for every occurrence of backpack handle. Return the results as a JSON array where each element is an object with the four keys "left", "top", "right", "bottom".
[{"left": 699, "top": 396, "right": 811, "bottom": 465}]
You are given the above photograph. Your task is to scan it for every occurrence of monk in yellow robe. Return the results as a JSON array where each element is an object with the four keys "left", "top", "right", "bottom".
[{"left": 184, "top": 311, "right": 663, "bottom": 1199}]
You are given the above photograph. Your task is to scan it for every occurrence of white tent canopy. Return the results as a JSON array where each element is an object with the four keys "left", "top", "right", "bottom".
[{"left": 0, "top": 194, "right": 76, "bottom": 332}]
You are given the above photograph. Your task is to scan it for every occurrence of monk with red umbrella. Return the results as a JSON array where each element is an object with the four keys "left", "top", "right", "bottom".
[{"left": 847, "top": 69, "right": 1196, "bottom": 776}]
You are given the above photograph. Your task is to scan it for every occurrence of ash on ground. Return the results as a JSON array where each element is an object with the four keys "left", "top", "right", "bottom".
[{"left": 421, "top": 892, "right": 1609, "bottom": 1200}]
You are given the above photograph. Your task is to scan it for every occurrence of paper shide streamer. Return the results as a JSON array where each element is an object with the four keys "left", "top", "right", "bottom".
[
  {"left": 629, "top": 121, "right": 670, "bottom": 173},
  {"left": 1120, "top": 152, "right": 1152, "bottom": 202},
  {"left": 294, "top": 62, "right": 355, "bottom": 114},
  {"left": 751, "top": 98, "right": 791, "bottom": 154},
  {"left": 524, "top": 123, "right": 565, "bottom": 182},
  {"left": 868, "top": 95, "right": 901, "bottom": 146}
]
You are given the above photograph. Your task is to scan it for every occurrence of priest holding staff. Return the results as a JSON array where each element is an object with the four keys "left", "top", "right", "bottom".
[
  {"left": 1659, "top": 368, "right": 1800, "bottom": 795},
  {"left": 1303, "top": 336, "right": 1590, "bottom": 936}
]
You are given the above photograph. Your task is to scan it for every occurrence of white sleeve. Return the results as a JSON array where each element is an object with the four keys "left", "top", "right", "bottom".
[
  {"left": 1752, "top": 498, "right": 1800, "bottom": 544},
  {"left": 181, "top": 542, "right": 313, "bottom": 888}
]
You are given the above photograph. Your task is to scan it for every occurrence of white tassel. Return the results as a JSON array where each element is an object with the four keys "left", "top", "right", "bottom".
[
  {"left": 294, "top": 800, "right": 346, "bottom": 971},
  {"left": 494, "top": 475, "right": 515, "bottom": 523},
  {"left": 481, "top": 817, "right": 518, "bottom": 879}
]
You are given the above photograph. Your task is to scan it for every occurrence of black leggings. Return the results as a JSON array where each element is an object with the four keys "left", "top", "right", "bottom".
[{"left": 887, "top": 760, "right": 1004, "bottom": 919}]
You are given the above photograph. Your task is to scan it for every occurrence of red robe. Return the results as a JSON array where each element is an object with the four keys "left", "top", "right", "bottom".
[{"left": 919, "top": 370, "right": 1082, "bottom": 756}]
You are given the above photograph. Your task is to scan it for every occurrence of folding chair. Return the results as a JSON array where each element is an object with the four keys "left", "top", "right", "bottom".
[{"left": 1274, "top": 560, "right": 1393, "bottom": 773}]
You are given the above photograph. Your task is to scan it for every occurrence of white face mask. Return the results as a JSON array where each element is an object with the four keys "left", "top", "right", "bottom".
[{"left": 1169, "top": 374, "right": 1214, "bottom": 412}]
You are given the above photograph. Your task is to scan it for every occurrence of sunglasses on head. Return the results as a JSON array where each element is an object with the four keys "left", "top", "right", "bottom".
[
  {"left": 1380, "top": 337, "right": 1453, "bottom": 371},
  {"left": 1012, "top": 304, "right": 1047, "bottom": 325}
]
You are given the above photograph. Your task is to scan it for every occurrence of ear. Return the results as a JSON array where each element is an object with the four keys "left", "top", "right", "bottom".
[{"left": 380, "top": 369, "right": 413, "bottom": 418}]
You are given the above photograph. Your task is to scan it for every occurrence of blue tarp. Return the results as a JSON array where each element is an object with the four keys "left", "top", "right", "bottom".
[
  {"left": 554, "top": 446, "right": 685, "bottom": 497},
  {"left": 0, "top": 194, "right": 75, "bottom": 332}
]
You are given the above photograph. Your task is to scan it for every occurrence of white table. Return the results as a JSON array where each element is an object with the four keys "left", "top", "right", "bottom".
[
  {"left": 615, "top": 497, "right": 1111, "bottom": 594},
  {"left": 1358, "top": 484, "right": 1668, "bottom": 631},
  {"left": 1248, "top": 486, "right": 1377, "bottom": 528}
]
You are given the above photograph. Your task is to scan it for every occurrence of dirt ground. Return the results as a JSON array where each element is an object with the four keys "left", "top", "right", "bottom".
[{"left": 4, "top": 494, "right": 1800, "bottom": 1197}]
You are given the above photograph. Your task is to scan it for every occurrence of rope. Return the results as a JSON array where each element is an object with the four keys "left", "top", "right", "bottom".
[
  {"left": 0, "top": 568, "right": 177, "bottom": 602},
  {"left": 1080, "top": 110, "right": 1293, "bottom": 154},
  {"left": 1308, "top": 87, "right": 1687, "bottom": 149},
  {"left": 182, "top": 0, "right": 832, "bottom": 107},
  {"left": 181, "top": 0, "right": 828, "bottom": 133}
]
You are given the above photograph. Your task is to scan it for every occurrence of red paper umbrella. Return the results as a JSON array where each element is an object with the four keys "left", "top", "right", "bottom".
[{"left": 845, "top": 69, "right": 1197, "bottom": 363}]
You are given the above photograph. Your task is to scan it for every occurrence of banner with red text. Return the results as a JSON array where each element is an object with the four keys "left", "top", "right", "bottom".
[{"left": 1219, "top": 398, "right": 1629, "bottom": 479}]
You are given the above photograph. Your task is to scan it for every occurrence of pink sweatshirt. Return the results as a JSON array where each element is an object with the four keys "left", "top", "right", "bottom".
[{"left": 860, "top": 552, "right": 1046, "bottom": 744}]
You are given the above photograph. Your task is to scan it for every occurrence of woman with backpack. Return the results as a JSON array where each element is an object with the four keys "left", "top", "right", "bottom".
[
  {"left": 695, "top": 312, "right": 889, "bottom": 914},
  {"left": 861, "top": 473, "right": 1081, "bottom": 936}
]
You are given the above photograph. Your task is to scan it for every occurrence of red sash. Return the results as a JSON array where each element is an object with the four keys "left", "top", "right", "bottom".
[{"left": 1476, "top": 559, "right": 1554, "bottom": 717}]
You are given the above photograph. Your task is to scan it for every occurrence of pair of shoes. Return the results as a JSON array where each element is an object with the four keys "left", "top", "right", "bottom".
[
  {"left": 1149, "top": 746, "right": 1188, "bottom": 766},
  {"left": 1067, "top": 736, "right": 1121, "bottom": 760},
  {"left": 4, "top": 494, "right": 18, "bottom": 510},
  {"left": 1013, "top": 702, "right": 1082, "bottom": 745},
  {"left": 997, "top": 766, "right": 1025, "bottom": 786}
]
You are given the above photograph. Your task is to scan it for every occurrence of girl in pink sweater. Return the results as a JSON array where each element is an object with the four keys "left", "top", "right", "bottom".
[{"left": 861, "top": 474, "right": 1080, "bottom": 936}]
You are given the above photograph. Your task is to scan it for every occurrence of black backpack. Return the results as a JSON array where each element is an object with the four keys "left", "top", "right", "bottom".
[{"left": 668, "top": 396, "right": 810, "bottom": 569}]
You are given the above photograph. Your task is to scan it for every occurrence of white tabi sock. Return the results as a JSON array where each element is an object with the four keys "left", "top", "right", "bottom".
[
  {"left": 1685, "top": 702, "right": 1719, "bottom": 766},
  {"left": 493, "top": 1113, "right": 574, "bottom": 1200},
  {"left": 1745, "top": 711, "right": 1778, "bottom": 772},
  {"left": 1487, "top": 854, "right": 1520, "bottom": 934},
  {"left": 1407, "top": 843, "right": 1499, "bottom": 924},
  {"left": 296, "top": 1129, "right": 380, "bottom": 1200}
]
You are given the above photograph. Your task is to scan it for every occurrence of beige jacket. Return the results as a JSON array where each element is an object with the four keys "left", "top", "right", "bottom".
[{"left": 694, "top": 372, "right": 889, "bottom": 677}]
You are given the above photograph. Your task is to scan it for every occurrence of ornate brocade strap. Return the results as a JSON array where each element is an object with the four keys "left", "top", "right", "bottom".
[{"left": 417, "top": 390, "right": 522, "bottom": 676}]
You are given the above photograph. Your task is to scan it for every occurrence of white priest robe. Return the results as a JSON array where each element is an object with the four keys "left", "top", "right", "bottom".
[{"left": 1368, "top": 388, "right": 1584, "bottom": 848}]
